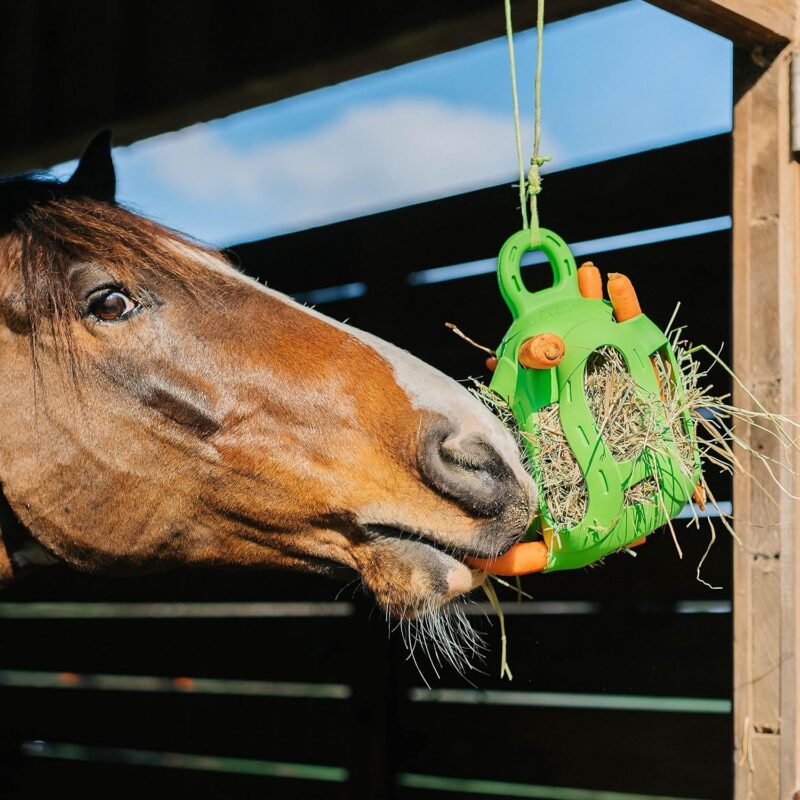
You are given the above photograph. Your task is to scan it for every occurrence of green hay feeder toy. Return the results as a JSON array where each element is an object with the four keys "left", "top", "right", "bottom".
[{"left": 470, "top": 228, "right": 702, "bottom": 575}]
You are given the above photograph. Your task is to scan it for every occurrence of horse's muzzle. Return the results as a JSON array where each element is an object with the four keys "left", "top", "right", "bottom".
[{"left": 417, "top": 418, "right": 533, "bottom": 535}]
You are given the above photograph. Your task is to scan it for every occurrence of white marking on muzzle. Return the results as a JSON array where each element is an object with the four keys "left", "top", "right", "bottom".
[{"left": 173, "top": 241, "right": 534, "bottom": 497}]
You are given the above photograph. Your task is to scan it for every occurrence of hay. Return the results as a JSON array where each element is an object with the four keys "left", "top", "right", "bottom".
[
  {"left": 470, "top": 321, "right": 800, "bottom": 573},
  {"left": 474, "top": 344, "right": 693, "bottom": 532},
  {"left": 624, "top": 477, "right": 659, "bottom": 505},
  {"left": 482, "top": 579, "right": 512, "bottom": 680},
  {"left": 467, "top": 318, "right": 800, "bottom": 677},
  {"left": 460, "top": 308, "right": 800, "bottom": 679},
  {"left": 532, "top": 346, "right": 668, "bottom": 529}
]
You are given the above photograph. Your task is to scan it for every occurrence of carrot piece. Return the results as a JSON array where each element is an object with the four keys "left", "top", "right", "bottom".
[
  {"left": 485, "top": 356, "right": 498, "bottom": 372},
  {"left": 518, "top": 333, "right": 565, "bottom": 369},
  {"left": 607, "top": 272, "right": 641, "bottom": 321},
  {"left": 629, "top": 537, "right": 647, "bottom": 548},
  {"left": 651, "top": 356, "right": 668, "bottom": 402},
  {"left": 693, "top": 483, "right": 706, "bottom": 510},
  {"left": 578, "top": 261, "right": 603, "bottom": 299},
  {"left": 466, "top": 540, "right": 549, "bottom": 576}
]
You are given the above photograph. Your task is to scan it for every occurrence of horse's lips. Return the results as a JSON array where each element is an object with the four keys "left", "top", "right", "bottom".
[
  {"left": 360, "top": 523, "right": 499, "bottom": 564},
  {"left": 361, "top": 524, "right": 487, "bottom": 600}
]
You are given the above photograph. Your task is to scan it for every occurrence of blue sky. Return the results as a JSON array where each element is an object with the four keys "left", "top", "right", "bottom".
[{"left": 52, "top": 0, "right": 732, "bottom": 247}]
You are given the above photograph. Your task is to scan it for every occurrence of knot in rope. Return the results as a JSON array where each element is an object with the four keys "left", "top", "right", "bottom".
[{"left": 527, "top": 155, "right": 551, "bottom": 196}]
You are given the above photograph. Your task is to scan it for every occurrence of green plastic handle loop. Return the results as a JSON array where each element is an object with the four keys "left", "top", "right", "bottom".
[{"left": 497, "top": 228, "right": 580, "bottom": 320}]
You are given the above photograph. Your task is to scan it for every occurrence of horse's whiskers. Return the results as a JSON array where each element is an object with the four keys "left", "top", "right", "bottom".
[{"left": 388, "top": 594, "right": 485, "bottom": 683}]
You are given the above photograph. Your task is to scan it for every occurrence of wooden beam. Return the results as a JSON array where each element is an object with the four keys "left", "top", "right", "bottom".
[
  {"left": 0, "top": 0, "right": 619, "bottom": 176},
  {"left": 648, "top": 0, "right": 794, "bottom": 46},
  {"left": 732, "top": 40, "right": 800, "bottom": 799}
]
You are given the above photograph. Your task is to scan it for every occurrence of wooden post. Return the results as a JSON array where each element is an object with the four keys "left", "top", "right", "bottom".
[
  {"left": 649, "top": 0, "right": 794, "bottom": 47},
  {"left": 732, "top": 35, "right": 800, "bottom": 798}
]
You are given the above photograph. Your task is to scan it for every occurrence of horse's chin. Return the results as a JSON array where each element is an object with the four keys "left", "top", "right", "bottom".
[
  {"left": 353, "top": 532, "right": 488, "bottom": 620},
  {"left": 349, "top": 535, "right": 492, "bottom": 675}
]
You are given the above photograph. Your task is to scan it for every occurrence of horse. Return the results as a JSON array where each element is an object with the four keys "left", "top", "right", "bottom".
[{"left": 0, "top": 132, "right": 534, "bottom": 666}]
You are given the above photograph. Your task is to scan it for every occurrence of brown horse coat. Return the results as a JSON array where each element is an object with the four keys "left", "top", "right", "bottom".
[{"left": 0, "top": 133, "right": 534, "bottom": 623}]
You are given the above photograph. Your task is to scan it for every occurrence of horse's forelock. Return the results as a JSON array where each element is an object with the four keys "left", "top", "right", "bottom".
[{"left": 0, "top": 192, "right": 228, "bottom": 356}]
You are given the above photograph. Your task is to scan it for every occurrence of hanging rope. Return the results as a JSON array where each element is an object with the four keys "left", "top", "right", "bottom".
[
  {"left": 504, "top": 0, "right": 528, "bottom": 231},
  {"left": 504, "top": 0, "right": 550, "bottom": 245},
  {"left": 528, "top": 0, "right": 550, "bottom": 245}
]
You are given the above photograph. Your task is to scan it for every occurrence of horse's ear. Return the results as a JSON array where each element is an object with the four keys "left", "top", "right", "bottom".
[{"left": 67, "top": 129, "right": 116, "bottom": 202}]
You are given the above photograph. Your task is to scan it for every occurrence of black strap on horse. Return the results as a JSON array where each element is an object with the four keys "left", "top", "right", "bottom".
[{"left": 0, "top": 487, "right": 60, "bottom": 578}]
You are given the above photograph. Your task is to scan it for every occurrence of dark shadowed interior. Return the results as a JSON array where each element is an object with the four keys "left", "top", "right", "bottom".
[{"left": 0, "top": 4, "right": 733, "bottom": 799}]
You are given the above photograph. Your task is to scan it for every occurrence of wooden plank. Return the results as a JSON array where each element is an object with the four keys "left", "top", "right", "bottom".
[
  {"left": 0, "top": 604, "right": 729, "bottom": 695},
  {"left": 397, "top": 704, "right": 731, "bottom": 798},
  {"left": 0, "top": 563, "right": 350, "bottom": 602},
  {"left": 396, "top": 612, "right": 730, "bottom": 697},
  {"left": 1, "top": 757, "right": 349, "bottom": 800},
  {"left": 649, "top": 0, "right": 794, "bottom": 46},
  {"left": 399, "top": 788, "right": 592, "bottom": 800},
  {"left": 731, "top": 40, "right": 800, "bottom": 800},
  {"left": 751, "top": 559, "right": 781, "bottom": 730},
  {"left": 231, "top": 135, "right": 730, "bottom": 295},
  {"left": 0, "top": 617, "right": 357, "bottom": 683},
  {"left": 0, "top": 689, "right": 350, "bottom": 766},
  {"left": 750, "top": 732, "right": 781, "bottom": 798}
]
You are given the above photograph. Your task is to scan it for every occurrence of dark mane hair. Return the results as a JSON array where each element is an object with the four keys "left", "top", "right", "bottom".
[{"left": 0, "top": 174, "right": 228, "bottom": 351}]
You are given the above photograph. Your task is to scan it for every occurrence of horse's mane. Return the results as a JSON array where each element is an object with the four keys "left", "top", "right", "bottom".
[{"left": 0, "top": 174, "right": 226, "bottom": 350}]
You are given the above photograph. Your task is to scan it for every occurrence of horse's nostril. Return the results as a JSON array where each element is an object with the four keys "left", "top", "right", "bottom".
[
  {"left": 439, "top": 436, "right": 511, "bottom": 482},
  {"left": 418, "top": 419, "right": 522, "bottom": 518}
]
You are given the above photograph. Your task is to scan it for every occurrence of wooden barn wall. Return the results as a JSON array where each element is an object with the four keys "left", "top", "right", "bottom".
[{"left": 0, "top": 134, "right": 732, "bottom": 800}]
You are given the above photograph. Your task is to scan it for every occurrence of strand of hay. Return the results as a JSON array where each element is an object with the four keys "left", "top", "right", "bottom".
[{"left": 482, "top": 578, "right": 513, "bottom": 680}]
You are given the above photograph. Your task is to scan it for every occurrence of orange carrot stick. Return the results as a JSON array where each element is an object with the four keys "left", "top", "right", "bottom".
[
  {"left": 651, "top": 357, "right": 669, "bottom": 402},
  {"left": 466, "top": 540, "right": 549, "bottom": 576},
  {"left": 578, "top": 262, "right": 603, "bottom": 299},
  {"left": 607, "top": 272, "right": 641, "bottom": 321},
  {"left": 693, "top": 483, "right": 706, "bottom": 510},
  {"left": 518, "top": 333, "right": 565, "bottom": 369}
]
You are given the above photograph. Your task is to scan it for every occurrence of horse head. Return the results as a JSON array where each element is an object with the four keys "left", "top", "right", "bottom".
[{"left": 0, "top": 132, "right": 534, "bottom": 643}]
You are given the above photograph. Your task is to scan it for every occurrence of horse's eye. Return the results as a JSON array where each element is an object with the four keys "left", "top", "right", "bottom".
[{"left": 88, "top": 290, "right": 137, "bottom": 321}]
